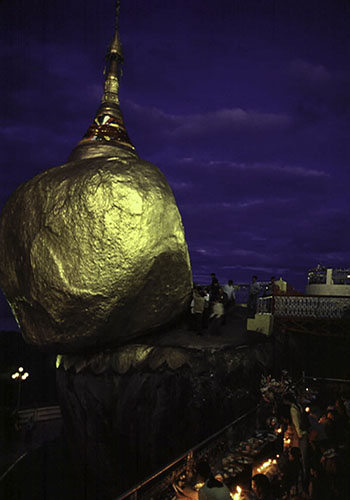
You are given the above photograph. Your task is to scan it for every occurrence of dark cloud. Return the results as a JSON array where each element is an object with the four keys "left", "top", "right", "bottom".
[
  {"left": 124, "top": 98, "right": 350, "bottom": 174},
  {"left": 285, "top": 59, "right": 350, "bottom": 134},
  {"left": 164, "top": 158, "right": 331, "bottom": 205},
  {"left": 124, "top": 100, "right": 291, "bottom": 152}
]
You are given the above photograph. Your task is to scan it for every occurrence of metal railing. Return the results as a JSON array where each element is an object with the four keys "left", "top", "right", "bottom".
[
  {"left": 115, "top": 407, "right": 257, "bottom": 500},
  {"left": 257, "top": 296, "right": 273, "bottom": 314},
  {"left": 17, "top": 405, "right": 62, "bottom": 426},
  {"left": 257, "top": 295, "right": 350, "bottom": 319},
  {"left": 302, "top": 374, "right": 350, "bottom": 387},
  {"left": 0, "top": 406, "right": 62, "bottom": 484}
]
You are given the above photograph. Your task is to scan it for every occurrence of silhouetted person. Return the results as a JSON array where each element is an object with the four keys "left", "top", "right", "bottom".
[
  {"left": 321, "top": 409, "right": 339, "bottom": 449},
  {"left": 282, "top": 392, "right": 310, "bottom": 493},
  {"left": 264, "top": 276, "right": 276, "bottom": 297},
  {"left": 210, "top": 273, "right": 220, "bottom": 302},
  {"left": 282, "top": 447, "right": 303, "bottom": 496},
  {"left": 251, "top": 474, "right": 276, "bottom": 500},
  {"left": 210, "top": 272, "right": 219, "bottom": 286},
  {"left": 308, "top": 458, "right": 327, "bottom": 500}
]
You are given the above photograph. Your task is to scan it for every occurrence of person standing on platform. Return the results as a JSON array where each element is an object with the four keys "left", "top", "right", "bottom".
[
  {"left": 191, "top": 286, "right": 205, "bottom": 335},
  {"left": 202, "top": 287, "right": 211, "bottom": 329},
  {"left": 223, "top": 279, "right": 235, "bottom": 302},
  {"left": 209, "top": 287, "right": 225, "bottom": 335},
  {"left": 209, "top": 272, "right": 220, "bottom": 303},
  {"left": 210, "top": 272, "right": 219, "bottom": 288},
  {"left": 282, "top": 392, "right": 310, "bottom": 494},
  {"left": 264, "top": 276, "right": 277, "bottom": 297},
  {"left": 247, "top": 275, "right": 261, "bottom": 315},
  {"left": 223, "top": 279, "right": 236, "bottom": 321}
]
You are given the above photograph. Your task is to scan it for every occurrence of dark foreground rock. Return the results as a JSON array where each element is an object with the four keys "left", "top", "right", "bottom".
[{"left": 56, "top": 328, "right": 274, "bottom": 499}]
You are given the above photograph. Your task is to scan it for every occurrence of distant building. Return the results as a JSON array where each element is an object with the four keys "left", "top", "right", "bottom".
[{"left": 306, "top": 266, "right": 350, "bottom": 296}]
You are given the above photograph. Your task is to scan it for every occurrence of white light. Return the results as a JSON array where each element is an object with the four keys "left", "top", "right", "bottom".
[
  {"left": 18, "top": 366, "right": 24, "bottom": 373},
  {"left": 12, "top": 373, "right": 19, "bottom": 379},
  {"left": 231, "top": 486, "right": 242, "bottom": 500},
  {"left": 56, "top": 355, "right": 62, "bottom": 369}
]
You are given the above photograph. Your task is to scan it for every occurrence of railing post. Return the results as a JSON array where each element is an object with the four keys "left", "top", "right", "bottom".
[{"left": 186, "top": 450, "right": 194, "bottom": 479}]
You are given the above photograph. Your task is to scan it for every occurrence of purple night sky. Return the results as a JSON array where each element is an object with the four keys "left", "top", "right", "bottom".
[{"left": 1, "top": 0, "right": 350, "bottom": 330}]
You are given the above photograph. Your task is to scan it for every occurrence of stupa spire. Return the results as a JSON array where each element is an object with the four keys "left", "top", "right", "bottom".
[
  {"left": 102, "top": 0, "right": 123, "bottom": 105},
  {"left": 69, "top": 0, "right": 136, "bottom": 161}
]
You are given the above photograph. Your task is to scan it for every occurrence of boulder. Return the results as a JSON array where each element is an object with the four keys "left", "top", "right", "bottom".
[{"left": 0, "top": 150, "right": 192, "bottom": 352}]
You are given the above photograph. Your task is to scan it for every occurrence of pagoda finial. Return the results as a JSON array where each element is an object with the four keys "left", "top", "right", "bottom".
[
  {"left": 68, "top": 0, "right": 136, "bottom": 161},
  {"left": 102, "top": 0, "right": 123, "bottom": 105}
]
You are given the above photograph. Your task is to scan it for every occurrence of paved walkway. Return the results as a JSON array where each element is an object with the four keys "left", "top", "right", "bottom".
[{"left": 146, "top": 306, "right": 266, "bottom": 349}]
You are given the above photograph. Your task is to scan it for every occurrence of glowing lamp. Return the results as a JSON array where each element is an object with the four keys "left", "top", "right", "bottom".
[{"left": 231, "top": 485, "right": 242, "bottom": 500}]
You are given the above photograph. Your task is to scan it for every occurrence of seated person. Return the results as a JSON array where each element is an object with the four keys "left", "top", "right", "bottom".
[
  {"left": 196, "top": 461, "right": 232, "bottom": 500},
  {"left": 251, "top": 474, "right": 276, "bottom": 500}
]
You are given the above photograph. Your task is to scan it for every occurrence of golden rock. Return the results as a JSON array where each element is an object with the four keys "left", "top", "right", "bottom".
[{"left": 0, "top": 149, "right": 192, "bottom": 352}]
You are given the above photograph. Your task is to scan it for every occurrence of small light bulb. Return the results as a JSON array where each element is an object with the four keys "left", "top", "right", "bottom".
[{"left": 18, "top": 367, "right": 24, "bottom": 373}]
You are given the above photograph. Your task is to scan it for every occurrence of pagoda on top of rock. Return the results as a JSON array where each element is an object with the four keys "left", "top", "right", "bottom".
[{"left": 69, "top": 0, "right": 136, "bottom": 162}]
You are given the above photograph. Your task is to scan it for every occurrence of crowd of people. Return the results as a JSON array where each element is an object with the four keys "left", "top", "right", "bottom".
[
  {"left": 258, "top": 386, "right": 350, "bottom": 499},
  {"left": 196, "top": 461, "right": 276, "bottom": 500},
  {"left": 189, "top": 273, "right": 276, "bottom": 334},
  {"left": 192, "top": 382, "right": 350, "bottom": 500},
  {"left": 189, "top": 273, "right": 238, "bottom": 336}
]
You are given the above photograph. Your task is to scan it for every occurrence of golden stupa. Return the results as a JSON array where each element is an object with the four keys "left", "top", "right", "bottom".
[{"left": 0, "top": 1, "right": 192, "bottom": 353}]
